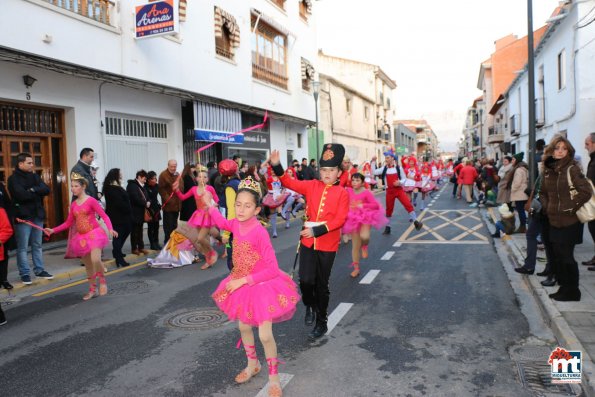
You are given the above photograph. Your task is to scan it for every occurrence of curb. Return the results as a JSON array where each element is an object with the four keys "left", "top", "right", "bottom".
[{"left": 485, "top": 208, "right": 594, "bottom": 396}]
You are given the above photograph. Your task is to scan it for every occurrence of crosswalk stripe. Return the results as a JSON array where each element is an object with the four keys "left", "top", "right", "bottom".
[
  {"left": 380, "top": 251, "right": 394, "bottom": 260},
  {"left": 393, "top": 242, "right": 402, "bottom": 247},
  {"left": 326, "top": 303, "right": 354, "bottom": 335},
  {"left": 255, "top": 373, "right": 294, "bottom": 397},
  {"left": 360, "top": 270, "right": 380, "bottom": 284}
]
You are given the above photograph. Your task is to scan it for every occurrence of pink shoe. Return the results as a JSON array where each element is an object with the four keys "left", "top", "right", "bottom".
[
  {"left": 201, "top": 250, "right": 218, "bottom": 270},
  {"left": 235, "top": 343, "right": 261, "bottom": 384},
  {"left": 361, "top": 245, "right": 368, "bottom": 259},
  {"left": 266, "top": 357, "right": 284, "bottom": 397}
]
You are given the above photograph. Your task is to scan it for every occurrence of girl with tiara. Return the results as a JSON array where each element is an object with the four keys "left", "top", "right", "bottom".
[
  {"left": 45, "top": 173, "right": 117, "bottom": 300},
  {"left": 342, "top": 173, "right": 388, "bottom": 277},
  {"left": 172, "top": 166, "right": 219, "bottom": 269},
  {"left": 204, "top": 176, "right": 299, "bottom": 397}
]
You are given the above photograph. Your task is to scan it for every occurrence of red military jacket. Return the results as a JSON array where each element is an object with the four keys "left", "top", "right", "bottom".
[
  {"left": 0, "top": 208, "right": 13, "bottom": 261},
  {"left": 279, "top": 173, "right": 349, "bottom": 252},
  {"left": 339, "top": 167, "right": 357, "bottom": 188}
]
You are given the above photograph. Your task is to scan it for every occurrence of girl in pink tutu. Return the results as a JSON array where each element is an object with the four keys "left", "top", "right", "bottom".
[
  {"left": 204, "top": 176, "right": 298, "bottom": 397},
  {"left": 343, "top": 173, "right": 388, "bottom": 277},
  {"left": 173, "top": 168, "right": 219, "bottom": 269},
  {"left": 45, "top": 174, "right": 117, "bottom": 300},
  {"left": 418, "top": 162, "right": 436, "bottom": 210}
]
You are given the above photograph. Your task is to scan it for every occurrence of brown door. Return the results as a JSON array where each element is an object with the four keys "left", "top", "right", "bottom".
[{"left": 0, "top": 102, "right": 68, "bottom": 238}]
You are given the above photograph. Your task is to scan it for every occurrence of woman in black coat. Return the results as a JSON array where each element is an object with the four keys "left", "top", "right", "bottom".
[
  {"left": 146, "top": 171, "right": 162, "bottom": 250},
  {"left": 126, "top": 170, "right": 150, "bottom": 256},
  {"left": 103, "top": 169, "right": 133, "bottom": 267}
]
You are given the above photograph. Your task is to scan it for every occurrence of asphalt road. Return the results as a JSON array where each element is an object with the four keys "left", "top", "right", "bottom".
[{"left": 0, "top": 185, "right": 546, "bottom": 396}]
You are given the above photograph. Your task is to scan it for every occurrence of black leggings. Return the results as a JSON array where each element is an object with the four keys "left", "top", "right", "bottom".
[
  {"left": 298, "top": 244, "right": 336, "bottom": 321},
  {"left": 130, "top": 222, "right": 145, "bottom": 251},
  {"left": 0, "top": 255, "right": 7, "bottom": 282}
]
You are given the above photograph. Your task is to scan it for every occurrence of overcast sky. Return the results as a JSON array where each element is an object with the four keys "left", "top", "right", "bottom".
[{"left": 315, "top": 0, "right": 562, "bottom": 152}]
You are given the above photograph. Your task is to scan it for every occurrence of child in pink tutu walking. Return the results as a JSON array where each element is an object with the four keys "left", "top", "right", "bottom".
[
  {"left": 45, "top": 173, "right": 117, "bottom": 300},
  {"left": 173, "top": 167, "right": 219, "bottom": 269},
  {"left": 343, "top": 173, "right": 388, "bottom": 277},
  {"left": 204, "top": 176, "right": 298, "bottom": 397}
]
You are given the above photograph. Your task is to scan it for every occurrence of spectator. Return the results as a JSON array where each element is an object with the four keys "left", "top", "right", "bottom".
[
  {"left": 102, "top": 168, "right": 132, "bottom": 267},
  {"left": 509, "top": 152, "right": 529, "bottom": 233},
  {"left": 458, "top": 160, "right": 478, "bottom": 203},
  {"left": 7, "top": 153, "right": 53, "bottom": 285},
  {"left": 540, "top": 135, "right": 592, "bottom": 301},
  {"left": 583, "top": 133, "right": 595, "bottom": 267},
  {"left": 146, "top": 171, "right": 162, "bottom": 251},
  {"left": 301, "top": 158, "right": 315, "bottom": 180},
  {"left": 127, "top": 170, "right": 150, "bottom": 255},
  {"left": 535, "top": 138, "right": 546, "bottom": 174},
  {"left": 158, "top": 160, "right": 182, "bottom": 245},
  {"left": 180, "top": 163, "right": 197, "bottom": 222},
  {"left": 239, "top": 161, "right": 250, "bottom": 179},
  {"left": 309, "top": 159, "right": 319, "bottom": 179},
  {"left": 496, "top": 156, "right": 513, "bottom": 207},
  {"left": 70, "top": 147, "right": 98, "bottom": 199},
  {"left": 0, "top": 206, "right": 13, "bottom": 324}
]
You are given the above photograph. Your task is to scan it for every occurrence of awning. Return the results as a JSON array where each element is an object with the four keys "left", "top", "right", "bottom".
[
  {"left": 214, "top": 6, "right": 240, "bottom": 51},
  {"left": 251, "top": 8, "right": 292, "bottom": 37}
]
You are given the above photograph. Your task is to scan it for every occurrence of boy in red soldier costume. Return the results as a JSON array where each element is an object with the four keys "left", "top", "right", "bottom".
[
  {"left": 269, "top": 144, "right": 349, "bottom": 339},
  {"left": 372, "top": 149, "right": 423, "bottom": 235}
]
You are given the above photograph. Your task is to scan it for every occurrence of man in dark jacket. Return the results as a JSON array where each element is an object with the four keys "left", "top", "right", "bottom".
[
  {"left": 126, "top": 170, "right": 150, "bottom": 256},
  {"left": 7, "top": 153, "right": 53, "bottom": 284},
  {"left": 70, "top": 147, "right": 98, "bottom": 199},
  {"left": 582, "top": 133, "right": 595, "bottom": 267}
]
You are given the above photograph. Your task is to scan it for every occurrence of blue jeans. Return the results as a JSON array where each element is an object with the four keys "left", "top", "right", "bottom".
[
  {"left": 524, "top": 215, "right": 542, "bottom": 271},
  {"left": 15, "top": 218, "right": 45, "bottom": 277},
  {"left": 515, "top": 200, "right": 527, "bottom": 227}
]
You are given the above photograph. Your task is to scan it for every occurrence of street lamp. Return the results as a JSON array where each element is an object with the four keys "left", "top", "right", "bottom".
[{"left": 312, "top": 80, "right": 320, "bottom": 162}]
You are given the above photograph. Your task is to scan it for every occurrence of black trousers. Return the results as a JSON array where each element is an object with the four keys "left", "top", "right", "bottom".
[
  {"left": 589, "top": 220, "right": 595, "bottom": 256},
  {"left": 0, "top": 255, "right": 8, "bottom": 282},
  {"left": 130, "top": 222, "right": 145, "bottom": 251},
  {"left": 147, "top": 221, "right": 159, "bottom": 248},
  {"left": 112, "top": 223, "right": 131, "bottom": 262},
  {"left": 299, "top": 244, "right": 336, "bottom": 322},
  {"left": 163, "top": 211, "right": 179, "bottom": 244},
  {"left": 551, "top": 242, "right": 579, "bottom": 290}
]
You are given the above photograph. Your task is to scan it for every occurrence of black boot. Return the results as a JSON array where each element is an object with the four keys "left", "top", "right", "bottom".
[
  {"left": 541, "top": 276, "right": 556, "bottom": 287},
  {"left": 382, "top": 226, "right": 391, "bottom": 235},
  {"left": 413, "top": 220, "right": 423, "bottom": 231},
  {"left": 309, "top": 319, "right": 328, "bottom": 339},
  {"left": 552, "top": 288, "right": 581, "bottom": 302},
  {"left": 0, "top": 307, "right": 6, "bottom": 325},
  {"left": 304, "top": 306, "right": 315, "bottom": 326}
]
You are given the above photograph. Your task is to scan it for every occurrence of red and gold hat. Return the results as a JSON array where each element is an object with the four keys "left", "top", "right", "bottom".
[{"left": 319, "top": 143, "right": 345, "bottom": 168}]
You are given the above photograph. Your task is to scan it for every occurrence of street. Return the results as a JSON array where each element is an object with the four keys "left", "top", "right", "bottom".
[{"left": 0, "top": 186, "right": 567, "bottom": 396}]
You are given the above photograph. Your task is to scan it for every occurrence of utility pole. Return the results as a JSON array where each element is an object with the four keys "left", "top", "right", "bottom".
[{"left": 527, "top": 0, "right": 536, "bottom": 187}]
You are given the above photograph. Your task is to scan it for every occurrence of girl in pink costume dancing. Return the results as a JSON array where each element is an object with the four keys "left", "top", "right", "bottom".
[
  {"left": 343, "top": 173, "right": 388, "bottom": 277},
  {"left": 46, "top": 174, "right": 117, "bottom": 300},
  {"left": 173, "top": 168, "right": 219, "bottom": 269},
  {"left": 205, "top": 176, "right": 299, "bottom": 397}
]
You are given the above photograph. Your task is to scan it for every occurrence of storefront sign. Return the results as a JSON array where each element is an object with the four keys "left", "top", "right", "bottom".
[
  {"left": 396, "top": 146, "right": 409, "bottom": 154},
  {"left": 135, "top": 0, "right": 178, "bottom": 39},
  {"left": 195, "top": 129, "right": 245, "bottom": 144},
  {"left": 242, "top": 132, "right": 269, "bottom": 149}
]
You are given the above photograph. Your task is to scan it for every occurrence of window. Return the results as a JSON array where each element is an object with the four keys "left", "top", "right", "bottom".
[
  {"left": 270, "top": 0, "right": 286, "bottom": 10},
  {"left": 301, "top": 58, "right": 315, "bottom": 91},
  {"left": 297, "top": 133, "right": 302, "bottom": 149},
  {"left": 364, "top": 106, "right": 370, "bottom": 119},
  {"left": 251, "top": 16, "right": 288, "bottom": 89},
  {"left": 557, "top": 49, "right": 566, "bottom": 90},
  {"left": 300, "top": 0, "right": 312, "bottom": 21},
  {"left": 214, "top": 7, "right": 240, "bottom": 60},
  {"left": 346, "top": 98, "right": 352, "bottom": 113}
]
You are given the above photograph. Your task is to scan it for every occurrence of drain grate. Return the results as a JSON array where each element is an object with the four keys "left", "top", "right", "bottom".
[
  {"left": 510, "top": 346, "right": 553, "bottom": 361},
  {"left": 165, "top": 308, "right": 229, "bottom": 331},
  {"left": 107, "top": 280, "right": 156, "bottom": 296},
  {"left": 517, "top": 361, "right": 577, "bottom": 395}
]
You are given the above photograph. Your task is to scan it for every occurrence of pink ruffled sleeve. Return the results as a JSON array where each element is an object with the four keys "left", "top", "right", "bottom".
[
  {"left": 52, "top": 205, "right": 75, "bottom": 234},
  {"left": 362, "top": 190, "right": 380, "bottom": 211},
  {"left": 206, "top": 185, "right": 219, "bottom": 204},
  {"left": 175, "top": 186, "right": 195, "bottom": 201},
  {"left": 208, "top": 206, "right": 233, "bottom": 231},
  {"left": 245, "top": 227, "right": 280, "bottom": 285}
]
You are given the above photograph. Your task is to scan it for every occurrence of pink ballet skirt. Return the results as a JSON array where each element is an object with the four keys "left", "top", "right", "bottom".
[
  {"left": 343, "top": 206, "right": 389, "bottom": 234},
  {"left": 421, "top": 181, "right": 436, "bottom": 193},
  {"left": 212, "top": 271, "right": 300, "bottom": 327},
  {"left": 187, "top": 210, "right": 214, "bottom": 228},
  {"left": 67, "top": 226, "right": 109, "bottom": 257}
]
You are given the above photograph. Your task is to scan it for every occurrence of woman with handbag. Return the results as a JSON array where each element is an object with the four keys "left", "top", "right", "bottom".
[
  {"left": 146, "top": 171, "right": 162, "bottom": 251},
  {"left": 103, "top": 168, "right": 133, "bottom": 267},
  {"left": 126, "top": 170, "right": 151, "bottom": 256},
  {"left": 540, "top": 135, "right": 593, "bottom": 301}
]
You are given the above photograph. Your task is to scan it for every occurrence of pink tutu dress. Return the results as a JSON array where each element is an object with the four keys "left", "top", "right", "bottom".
[
  {"left": 53, "top": 197, "right": 113, "bottom": 258},
  {"left": 175, "top": 185, "right": 219, "bottom": 228},
  {"left": 208, "top": 207, "right": 299, "bottom": 326},
  {"left": 342, "top": 188, "right": 389, "bottom": 234}
]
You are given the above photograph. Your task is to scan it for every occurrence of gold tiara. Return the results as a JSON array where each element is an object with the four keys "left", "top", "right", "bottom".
[
  {"left": 70, "top": 172, "right": 86, "bottom": 181},
  {"left": 238, "top": 176, "right": 262, "bottom": 197}
]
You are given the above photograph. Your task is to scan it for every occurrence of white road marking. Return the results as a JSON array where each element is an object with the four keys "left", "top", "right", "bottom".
[
  {"left": 380, "top": 251, "right": 395, "bottom": 260},
  {"left": 255, "top": 373, "right": 294, "bottom": 397},
  {"left": 326, "top": 303, "right": 354, "bottom": 335},
  {"left": 428, "top": 204, "right": 433, "bottom": 207},
  {"left": 393, "top": 242, "right": 402, "bottom": 247},
  {"left": 360, "top": 270, "right": 381, "bottom": 284}
]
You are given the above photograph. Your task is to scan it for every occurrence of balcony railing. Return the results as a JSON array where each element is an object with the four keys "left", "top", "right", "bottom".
[
  {"left": 487, "top": 126, "right": 504, "bottom": 144},
  {"left": 252, "top": 63, "right": 288, "bottom": 90},
  {"left": 45, "top": 0, "right": 113, "bottom": 25}
]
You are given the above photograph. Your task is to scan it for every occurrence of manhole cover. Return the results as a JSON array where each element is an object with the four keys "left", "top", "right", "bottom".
[
  {"left": 510, "top": 346, "right": 553, "bottom": 361},
  {"left": 517, "top": 361, "right": 577, "bottom": 395},
  {"left": 107, "top": 280, "right": 156, "bottom": 296},
  {"left": 165, "top": 308, "right": 228, "bottom": 331}
]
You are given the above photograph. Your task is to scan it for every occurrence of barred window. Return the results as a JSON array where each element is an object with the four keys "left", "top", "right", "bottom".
[{"left": 105, "top": 116, "right": 167, "bottom": 139}]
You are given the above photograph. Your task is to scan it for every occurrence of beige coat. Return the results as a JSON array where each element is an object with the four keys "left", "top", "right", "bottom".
[{"left": 510, "top": 164, "right": 529, "bottom": 202}]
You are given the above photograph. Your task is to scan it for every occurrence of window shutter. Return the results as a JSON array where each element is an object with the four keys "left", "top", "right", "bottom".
[{"left": 179, "top": 0, "right": 187, "bottom": 22}]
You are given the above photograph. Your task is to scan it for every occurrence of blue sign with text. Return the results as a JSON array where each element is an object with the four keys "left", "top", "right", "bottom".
[{"left": 195, "top": 129, "right": 245, "bottom": 144}]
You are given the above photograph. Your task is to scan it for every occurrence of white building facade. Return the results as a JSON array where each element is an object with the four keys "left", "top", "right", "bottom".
[{"left": 0, "top": 0, "right": 317, "bottom": 226}]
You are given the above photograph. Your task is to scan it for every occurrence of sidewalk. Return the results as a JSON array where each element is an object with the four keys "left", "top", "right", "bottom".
[{"left": 485, "top": 207, "right": 595, "bottom": 396}]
